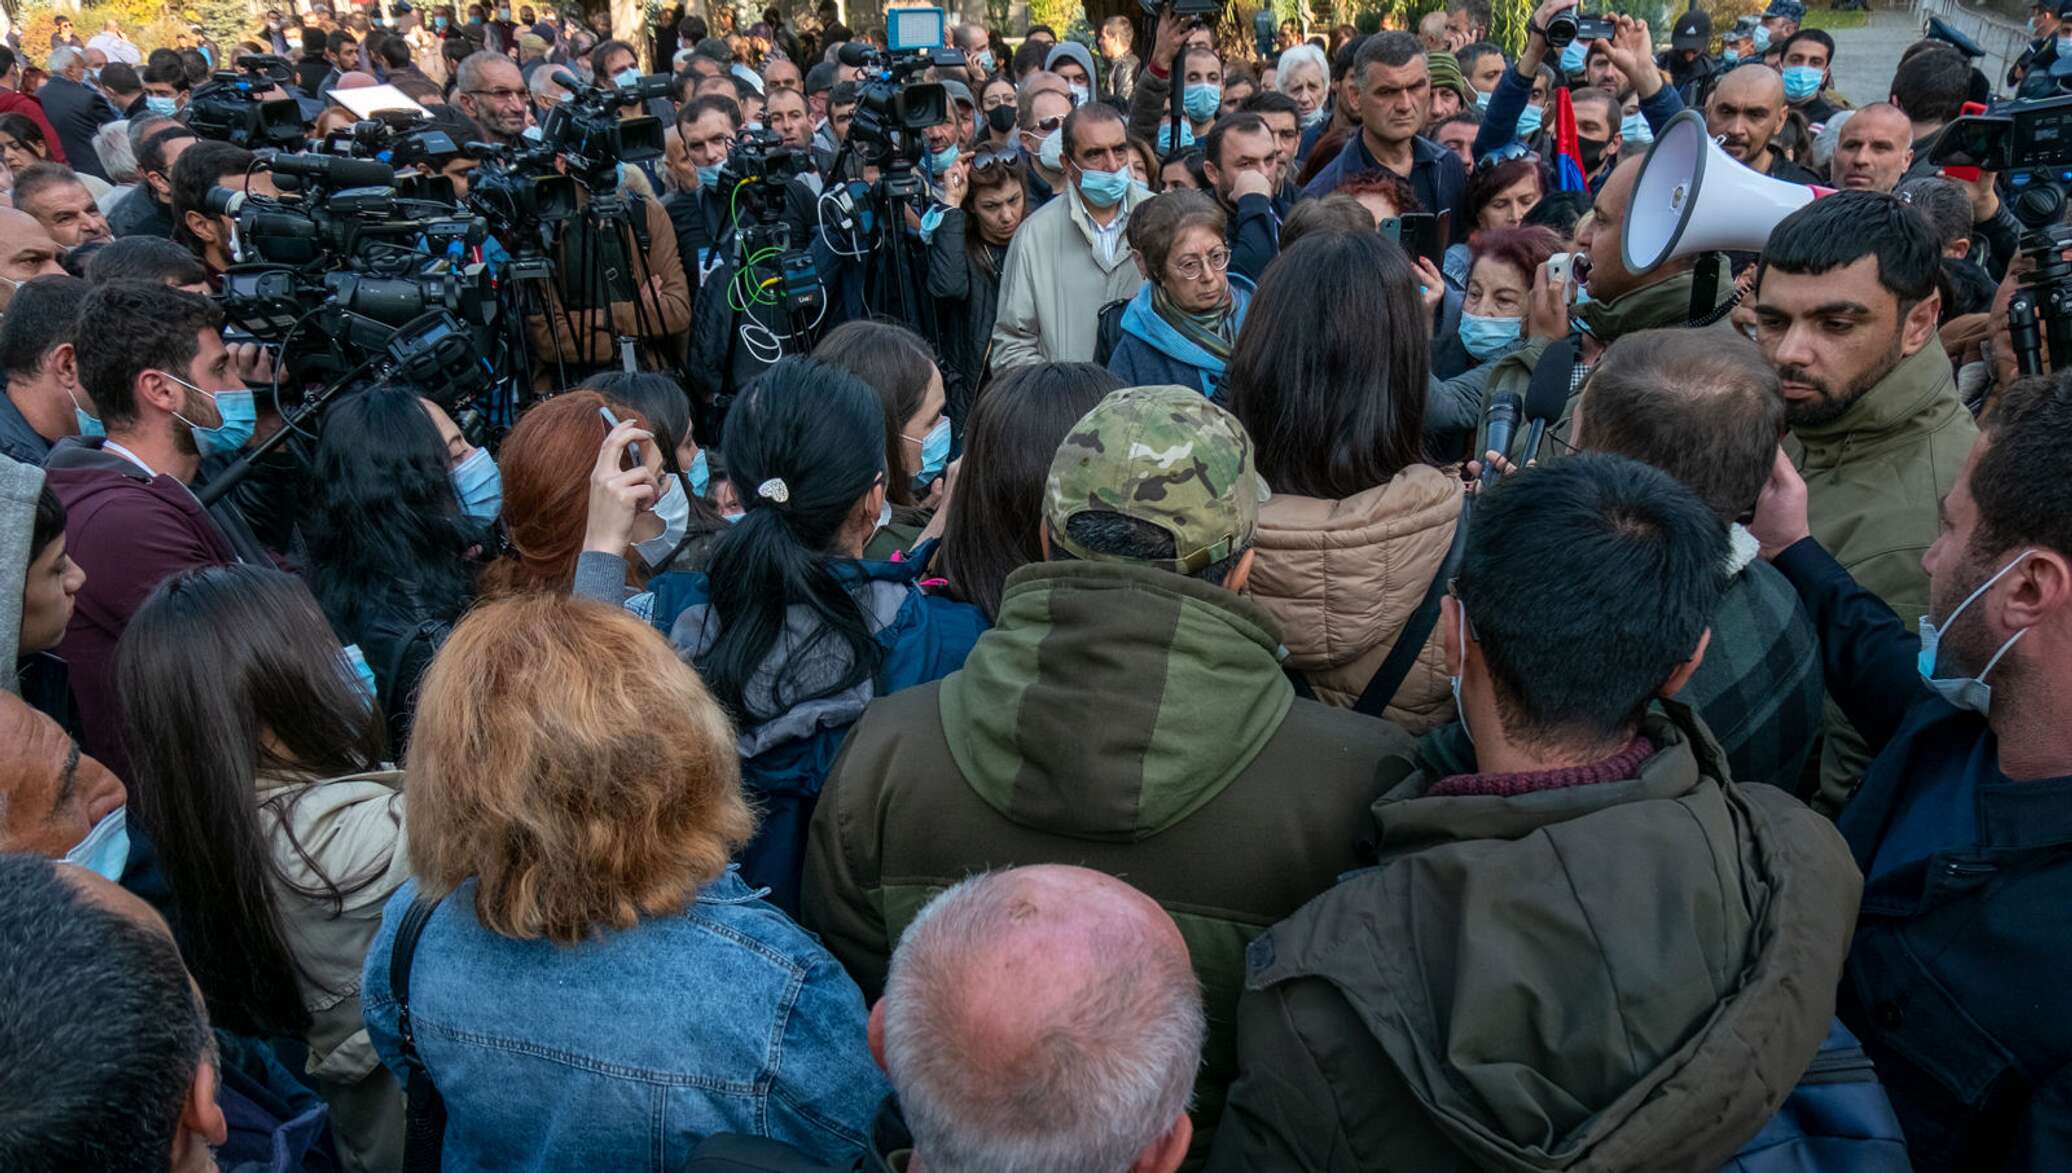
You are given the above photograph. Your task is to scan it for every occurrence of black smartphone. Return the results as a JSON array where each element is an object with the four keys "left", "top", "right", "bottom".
[
  {"left": 598, "top": 406, "right": 643, "bottom": 470},
  {"left": 1381, "top": 212, "right": 1446, "bottom": 270}
]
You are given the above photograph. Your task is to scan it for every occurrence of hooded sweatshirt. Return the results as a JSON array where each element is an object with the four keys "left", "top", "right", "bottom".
[
  {"left": 1107, "top": 277, "right": 1253, "bottom": 398},
  {"left": 1206, "top": 704, "right": 1864, "bottom": 1172},
  {"left": 1, "top": 455, "right": 44, "bottom": 692},
  {"left": 802, "top": 560, "right": 1412, "bottom": 1160}
]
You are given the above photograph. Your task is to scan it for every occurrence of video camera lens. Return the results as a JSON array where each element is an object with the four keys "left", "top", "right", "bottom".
[{"left": 1544, "top": 8, "right": 1578, "bottom": 48}]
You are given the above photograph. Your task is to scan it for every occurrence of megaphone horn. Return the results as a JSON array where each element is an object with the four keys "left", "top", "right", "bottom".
[{"left": 1622, "top": 109, "right": 1834, "bottom": 275}]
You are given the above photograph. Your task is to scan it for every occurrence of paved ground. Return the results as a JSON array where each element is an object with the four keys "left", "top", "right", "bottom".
[{"left": 1824, "top": 1, "right": 2031, "bottom": 106}]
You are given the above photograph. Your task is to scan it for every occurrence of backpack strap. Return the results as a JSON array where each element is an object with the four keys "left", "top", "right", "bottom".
[
  {"left": 390, "top": 896, "right": 447, "bottom": 1173},
  {"left": 1350, "top": 499, "right": 1472, "bottom": 719}
]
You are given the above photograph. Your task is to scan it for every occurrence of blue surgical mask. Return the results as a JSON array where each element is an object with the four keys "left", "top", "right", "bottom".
[
  {"left": 1917, "top": 549, "right": 2035, "bottom": 714},
  {"left": 973, "top": 50, "right": 994, "bottom": 75},
  {"left": 2057, "top": 33, "right": 2072, "bottom": 56},
  {"left": 1621, "top": 109, "right": 1653, "bottom": 146},
  {"left": 614, "top": 66, "right": 639, "bottom": 87},
  {"left": 1300, "top": 104, "right": 1328, "bottom": 129},
  {"left": 68, "top": 388, "right": 103, "bottom": 438},
  {"left": 450, "top": 445, "right": 501, "bottom": 525},
  {"left": 908, "top": 417, "right": 949, "bottom": 487},
  {"left": 164, "top": 372, "right": 255, "bottom": 456},
  {"left": 696, "top": 161, "right": 725, "bottom": 188},
  {"left": 1156, "top": 121, "right": 1195, "bottom": 153},
  {"left": 636, "top": 475, "right": 692, "bottom": 567},
  {"left": 1183, "top": 82, "right": 1222, "bottom": 120},
  {"left": 1474, "top": 87, "right": 1493, "bottom": 110},
  {"left": 1038, "top": 127, "right": 1064, "bottom": 171},
  {"left": 928, "top": 143, "right": 957, "bottom": 174},
  {"left": 433, "top": 15, "right": 448, "bottom": 28},
  {"left": 1458, "top": 311, "right": 1522, "bottom": 360},
  {"left": 1514, "top": 103, "right": 1543, "bottom": 138},
  {"left": 1069, "top": 82, "right": 1090, "bottom": 107},
  {"left": 689, "top": 448, "right": 710, "bottom": 497},
  {"left": 1722, "top": 47, "right": 1741, "bottom": 63},
  {"left": 1782, "top": 65, "right": 1822, "bottom": 102},
  {"left": 65, "top": 807, "right": 130, "bottom": 882},
  {"left": 1560, "top": 39, "right": 1587, "bottom": 74},
  {"left": 1077, "top": 164, "right": 1133, "bottom": 209},
  {"left": 1752, "top": 24, "right": 1772, "bottom": 51},
  {"left": 339, "top": 643, "right": 377, "bottom": 710},
  {"left": 145, "top": 94, "right": 178, "bottom": 117}
]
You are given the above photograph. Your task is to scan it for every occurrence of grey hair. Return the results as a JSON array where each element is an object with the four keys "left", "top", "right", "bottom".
[
  {"left": 1277, "top": 43, "right": 1328, "bottom": 88},
  {"left": 95, "top": 119, "right": 138, "bottom": 183},
  {"left": 1808, "top": 108, "right": 1854, "bottom": 176},
  {"left": 880, "top": 871, "right": 1206, "bottom": 1173},
  {"left": 454, "top": 49, "right": 514, "bottom": 94},
  {"left": 48, "top": 46, "right": 84, "bottom": 74},
  {"left": 527, "top": 63, "right": 566, "bottom": 104}
]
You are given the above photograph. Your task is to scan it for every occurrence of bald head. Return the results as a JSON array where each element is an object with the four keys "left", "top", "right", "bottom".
[
  {"left": 1834, "top": 103, "right": 1914, "bottom": 192},
  {"left": 1706, "top": 65, "right": 1786, "bottom": 164},
  {"left": 876, "top": 866, "right": 1203, "bottom": 1172},
  {"left": 0, "top": 208, "right": 65, "bottom": 311}
]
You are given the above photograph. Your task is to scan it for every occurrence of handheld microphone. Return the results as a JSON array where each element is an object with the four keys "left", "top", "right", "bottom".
[
  {"left": 1519, "top": 339, "right": 1576, "bottom": 469},
  {"left": 1480, "top": 391, "right": 1521, "bottom": 489}
]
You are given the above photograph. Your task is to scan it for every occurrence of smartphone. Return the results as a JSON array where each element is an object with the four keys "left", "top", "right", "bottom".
[
  {"left": 598, "top": 406, "right": 643, "bottom": 469},
  {"left": 1380, "top": 212, "right": 1445, "bottom": 270}
]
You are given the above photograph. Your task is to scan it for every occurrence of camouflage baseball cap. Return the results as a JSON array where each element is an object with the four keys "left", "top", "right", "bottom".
[{"left": 1044, "top": 385, "right": 1270, "bottom": 574}]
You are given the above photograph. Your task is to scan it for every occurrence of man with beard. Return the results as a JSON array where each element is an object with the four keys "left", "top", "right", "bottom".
[
  {"left": 1749, "top": 372, "right": 2072, "bottom": 1173},
  {"left": 1753, "top": 190, "right": 1977, "bottom": 812},
  {"left": 453, "top": 51, "right": 529, "bottom": 147},
  {"left": 1704, "top": 65, "right": 1820, "bottom": 184}
]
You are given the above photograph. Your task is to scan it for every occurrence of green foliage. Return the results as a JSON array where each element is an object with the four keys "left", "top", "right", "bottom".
[
  {"left": 1800, "top": 6, "right": 1867, "bottom": 28},
  {"left": 17, "top": 0, "right": 201, "bottom": 68},
  {"left": 1027, "top": 0, "right": 1080, "bottom": 36}
]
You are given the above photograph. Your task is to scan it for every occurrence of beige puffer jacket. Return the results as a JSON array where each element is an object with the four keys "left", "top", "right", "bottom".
[{"left": 1244, "top": 465, "right": 1463, "bottom": 732}]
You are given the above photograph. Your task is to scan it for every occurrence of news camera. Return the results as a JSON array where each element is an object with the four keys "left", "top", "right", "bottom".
[
  {"left": 533, "top": 68, "right": 670, "bottom": 189},
  {"left": 1931, "top": 94, "right": 2072, "bottom": 374},
  {"left": 184, "top": 55, "right": 305, "bottom": 149},
  {"left": 1543, "top": 6, "right": 1615, "bottom": 49}
]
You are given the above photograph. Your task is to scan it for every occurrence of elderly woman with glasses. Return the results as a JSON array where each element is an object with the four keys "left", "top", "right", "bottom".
[{"left": 1104, "top": 189, "right": 1252, "bottom": 397}]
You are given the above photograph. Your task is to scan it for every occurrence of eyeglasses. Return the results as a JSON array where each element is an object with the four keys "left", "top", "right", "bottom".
[
  {"left": 466, "top": 86, "right": 528, "bottom": 101},
  {"left": 1030, "top": 115, "right": 1064, "bottom": 133},
  {"left": 1475, "top": 139, "right": 1539, "bottom": 172},
  {"left": 970, "top": 145, "right": 1023, "bottom": 176},
  {"left": 1169, "top": 247, "right": 1230, "bottom": 281}
]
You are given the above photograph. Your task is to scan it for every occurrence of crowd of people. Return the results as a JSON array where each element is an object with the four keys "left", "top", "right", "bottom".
[{"left": 2, "top": 0, "right": 2071, "bottom": 1170}]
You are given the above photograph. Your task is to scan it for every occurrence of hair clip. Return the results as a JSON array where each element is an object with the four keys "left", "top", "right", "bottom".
[{"left": 756, "top": 477, "right": 790, "bottom": 504}]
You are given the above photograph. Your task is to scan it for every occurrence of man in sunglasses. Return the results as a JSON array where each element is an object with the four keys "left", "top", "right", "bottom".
[{"left": 1015, "top": 81, "right": 1074, "bottom": 209}]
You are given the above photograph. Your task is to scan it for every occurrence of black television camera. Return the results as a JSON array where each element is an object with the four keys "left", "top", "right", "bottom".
[
  {"left": 1933, "top": 94, "right": 2072, "bottom": 374},
  {"left": 533, "top": 69, "right": 669, "bottom": 189},
  {"left": 185, "top": 55, "right": 305, "bottom": 149},
  {"left": 836, "top": 41, "right": 956, "bottom": 161},
  {"left": 465, "top": 138, "right": 579, "bottom": 239},
  {"left": 721, "top": 128, "right": 822, "bottom": 325},
  {"left": 1544, "top": 4, "right": 1615, "bottom": 49}
]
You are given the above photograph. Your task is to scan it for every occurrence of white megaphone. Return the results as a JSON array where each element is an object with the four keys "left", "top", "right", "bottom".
[{"left": 1622, "top": 109, "right": 1830, "bottom": 275}]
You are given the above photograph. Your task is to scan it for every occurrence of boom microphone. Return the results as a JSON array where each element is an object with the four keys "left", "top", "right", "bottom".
[
  {"left": 1519, "top": 339, "right": 1575, "bottom": 469},
  {"left": 1480, "top": 391, "right": 1522, "bottom": 489},
  {"left": 268, "top": 152, "right": 396, "bottom": 188},
  {"left": 836, "top": 41, "right": 876, "bottom": 67}
]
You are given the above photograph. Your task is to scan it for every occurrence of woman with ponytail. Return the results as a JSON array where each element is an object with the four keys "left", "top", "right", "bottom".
[{"left": 574, "top": 357, "right": 986, "bottom": 914}]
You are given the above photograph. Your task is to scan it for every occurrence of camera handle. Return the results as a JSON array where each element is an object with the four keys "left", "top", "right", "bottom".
[{"left": 195, "top": 343, "right": 382, "bottom": 508}]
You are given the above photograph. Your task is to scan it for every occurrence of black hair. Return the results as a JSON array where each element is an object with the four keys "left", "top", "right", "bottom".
[
  {"left": 938, "top": 363, "right": 1119, "bottom": 621},
  {"left": 1225, "top": 231, "right": 1428, "bottom": 499},
  {"left": 302, "top": 24, "right": 327, "bottom": 52},
  {"left": 1459, "top": 454, "right": 1728, "bottom": 752},
  {"left": 1578, "top": 328, "right": 1785, "bottom": 524},
  {"left": 1522, "top": 187, "right": 1590, "bottom": 237},
  {"left": 0, "top": 274, "right": 87, "bottom": 383},
  {"left": 0, "top": 112, "right": 49, "bottom": 156},
  {"left": 1759, "top": 189, "right": 1939, "bottom": 304},
  {"left": 680, "top": 91, "right": 743, "bottom": 129},
  {"left": 1241, "top": 89, "right": 1300, "bottom": 119},
  {"left": 1890, "top": 45, "right": 1969, "bottom": 126},
  {"left": 140, "top": 57, "right": 185, "bottom": 90},
  {"left": 1972, "top": 373, "right": 2072, "bottom": 563},
  {"left": 177, "top": 48, "right": 210, "bottom": 86},
  {"left": 813, "top": 320, "right": 940, "bottom": 508},
  {"left": 1161, "top": 144, "right": 1209, "bottom": 189},
  {"left": 169, "top": 138, "right": 255, "bottom": 252},
  {"left": 304, "top": 382, "right": 478, "bottom": 642},
  {"left": 0, "top": 46, "right": 16, "bottom": 77},
  {"left": 99, "top": 61, "right": 140, "bottom": 94},
  {"left": 117, "top": 563, "right": 390, "bottom": 1038},
  {"left": 0, "top": 854, "right": 212, "bottom": 1173},
  {"left": 325, "top": 27, "right": 357, "bottom": 52},
  {"left": 1895, "top": 175, "right": 1972, "bottom": 249},
  {"left": 74, "top": 280, "right": 222, "bottom": 431},
  {"left": 1782, "top": 27, "right": 1835, "bottom": 63},
  {"left": 1203, "top": 111, "right": 1271, "bottom": 169},
  {"left": 701, "top": 357, "right": 889, "bottom": 725},
  {"left": 589, "top": 37, "right": 636, "bottom": 79},
  {"left": 1354, "top": 30, "right": 1424, "bottom": 77},
  {"left": 31, "top": 480, "right": 65, "bottom": 560},
  {"left": 136, "top": 124, "right": 194, "bottom": 176},
  {"left": 1061, "top": 99, "right": 1123, "bottom": 158},
  {"left": 577, "top": 370, "right": 726, "bottom": 529},
  {"left": 1050, "top": 510, "right": 1249, "bottom": 586},
  {"left": 83, "top": 235, "right": 209, "bottom": 287},
  {"left": 1330, "top": 33, "right": 1367, "bottom": 80}
]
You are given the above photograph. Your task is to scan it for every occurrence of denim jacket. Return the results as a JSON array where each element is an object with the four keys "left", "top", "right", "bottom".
[{"left": 361, "top": 868, "right": 888, "bottom": 1170}]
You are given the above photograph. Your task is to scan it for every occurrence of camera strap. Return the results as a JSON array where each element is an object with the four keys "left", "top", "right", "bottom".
[{"left": 391, "top": 895, "right": 448, "bottom": 1173}]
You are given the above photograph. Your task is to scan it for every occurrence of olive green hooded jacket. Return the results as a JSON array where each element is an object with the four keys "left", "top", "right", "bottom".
[
  {"left": 1207, "top": 705, "right": 1862, "bottom": 1172},
  {"left": 801, "top": 559, "right": 1413, "bottom": 1162}
]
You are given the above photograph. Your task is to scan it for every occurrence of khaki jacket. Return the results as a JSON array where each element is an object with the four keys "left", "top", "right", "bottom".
[
  {"left": 257, "top": 768, "right": 412, "bottom": 1173},
  {"left": 1243, "top": 465, "right": 1463, "bottom": 731},
  {"left": 989, "top": 179, "right": 1149, "bottom": 369}
]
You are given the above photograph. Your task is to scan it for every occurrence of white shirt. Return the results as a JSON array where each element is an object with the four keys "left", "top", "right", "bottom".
[
  {"left": 86, "top": 31, "right": 141, "bottom": 66},
  {"left": 1088, "top": 207, "right": 1128, "bottom": 267}
]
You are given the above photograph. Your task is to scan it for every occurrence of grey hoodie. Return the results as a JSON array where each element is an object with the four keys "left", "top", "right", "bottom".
[{"left": 1, "top": 455, "right": 45, "bottom": 693}]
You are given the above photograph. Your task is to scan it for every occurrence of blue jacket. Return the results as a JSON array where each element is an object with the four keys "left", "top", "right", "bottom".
[
  {"left": 1473, "top": 64, "right": 1686, "bottom": 162},
  {"left": 362, "top": 870, "right": 889, "bottom": 1172},
  {"left": 1107, "top": 277, "right": 1253, "bottom": 398},
  {"left": 1301, "top": 133, "right": 1466, "bottom": 232},
  {"left": 1776, "top": 537, "right": 2072, "bottom": 1173},
  {"left": 575, "top": 548, "right": 986, "bottom": 915}
]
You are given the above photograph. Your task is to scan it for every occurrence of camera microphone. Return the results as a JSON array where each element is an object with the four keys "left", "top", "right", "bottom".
[
  {"left": 1519, "top": 339, "right": 1575, "bottom": 469},
  {"left": 1480, "top": 391, "right": 1522, "bottom": 490},
  {"left": 550, "top": 69, "right": 584, "bottom": 93},
  {"left": 836, "top": 41, "right": 876, "bottom": 68},
  {"left": 268, "top": 152, "right": 396, "bottom": 188}
]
